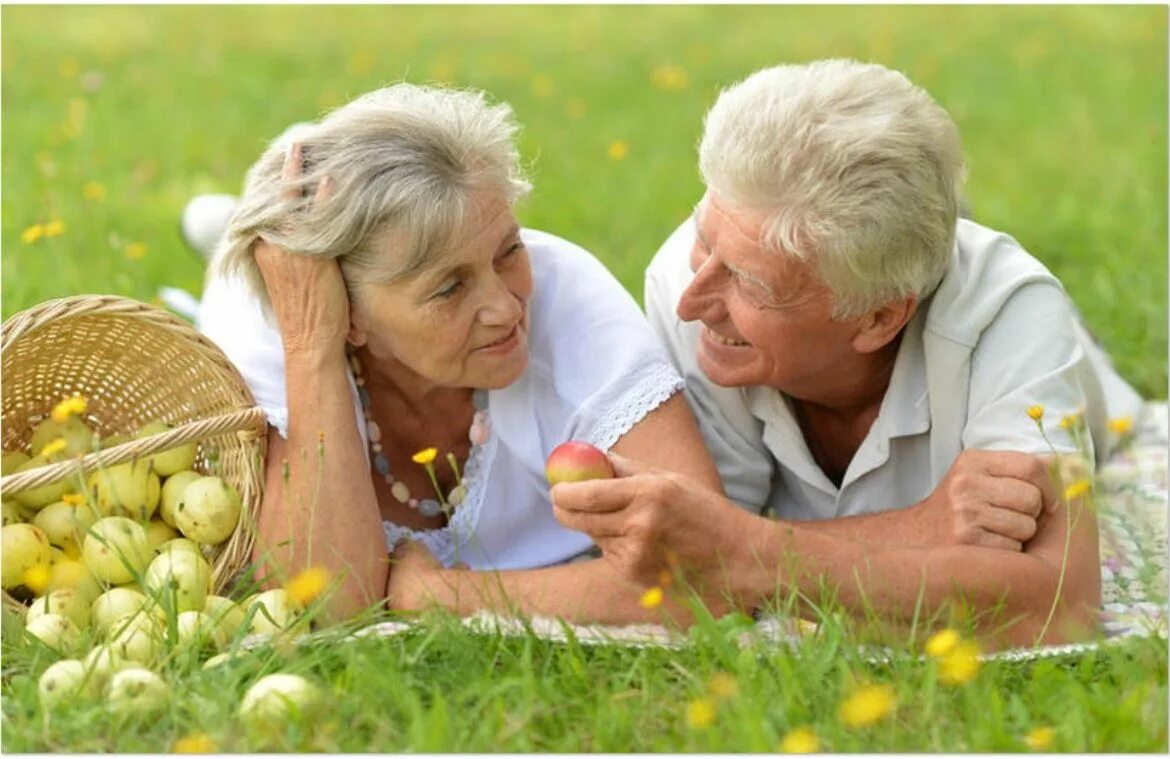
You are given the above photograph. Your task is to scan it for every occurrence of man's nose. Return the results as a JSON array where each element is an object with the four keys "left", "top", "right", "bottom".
[{"left": 677, "top": 255, "right": 722, "bottom": 324}]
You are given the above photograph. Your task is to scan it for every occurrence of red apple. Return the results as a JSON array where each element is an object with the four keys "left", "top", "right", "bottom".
[{"left": 545, "top": 441, "right": 615, "bottom": 486}]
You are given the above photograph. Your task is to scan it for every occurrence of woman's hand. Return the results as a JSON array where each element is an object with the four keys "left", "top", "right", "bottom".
[{"left": 255, "top": 141, "right": 350, "bottom": 361}]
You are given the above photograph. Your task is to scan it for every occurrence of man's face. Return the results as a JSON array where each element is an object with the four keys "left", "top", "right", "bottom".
[{"left": 676, "top": 192, "right": 860, "bottom": 399}]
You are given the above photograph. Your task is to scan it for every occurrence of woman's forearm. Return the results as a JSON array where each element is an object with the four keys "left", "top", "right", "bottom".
[{"left": 258, "top": 351, "right": 388, "bottom": 620}]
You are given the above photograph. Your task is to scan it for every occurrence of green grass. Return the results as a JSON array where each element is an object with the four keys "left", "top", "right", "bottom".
[{"left": 1, "top": 5, "right": 1167, "bottom": 753}]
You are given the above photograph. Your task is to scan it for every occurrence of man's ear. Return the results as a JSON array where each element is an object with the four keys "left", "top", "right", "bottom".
[{"left": 851, "top": 296, "right": 918, "bottom": 354}]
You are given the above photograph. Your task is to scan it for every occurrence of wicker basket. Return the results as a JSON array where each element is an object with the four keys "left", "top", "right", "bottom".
[{"left": 0, "top": 295, "right": 268, "bottom": 603}]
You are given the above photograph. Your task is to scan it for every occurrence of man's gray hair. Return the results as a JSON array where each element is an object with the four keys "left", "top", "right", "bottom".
[
  {"left": 698, "top": 59, "right": 965, "bottom": 319},
  {"left": 211, "top": 83, "right": 531, "bottom": 313}
]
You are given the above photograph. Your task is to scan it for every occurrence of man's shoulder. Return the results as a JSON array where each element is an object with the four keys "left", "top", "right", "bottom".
[{"left": 924, "top": 219, "right": 1064, "bottom": 346}]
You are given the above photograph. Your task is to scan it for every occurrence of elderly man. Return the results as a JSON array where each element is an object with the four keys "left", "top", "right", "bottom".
[{"left": 552, "top": 59, "right": 1143, "bottom": 647}]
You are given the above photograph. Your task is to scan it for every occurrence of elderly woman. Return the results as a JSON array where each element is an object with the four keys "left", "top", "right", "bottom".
[{"left": 196, "top": 83, "right": 721, "bottom": 622}]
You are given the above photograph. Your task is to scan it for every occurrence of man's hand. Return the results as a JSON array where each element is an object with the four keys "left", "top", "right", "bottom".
[
  {"left": 917, "top": 449, "right": 1058, "bottom": 551},
  {"left": 550, "top": 454, "right": 756, "bottom": 612}
]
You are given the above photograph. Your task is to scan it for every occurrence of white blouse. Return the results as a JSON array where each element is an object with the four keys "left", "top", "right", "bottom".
[{"left": 198, "top": 229, "right": 684, "bottom": 570}]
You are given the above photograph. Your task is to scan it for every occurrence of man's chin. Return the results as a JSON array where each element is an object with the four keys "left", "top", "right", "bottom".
[{"left": 696, "top": 350, "right": 749, "bottom": 388}]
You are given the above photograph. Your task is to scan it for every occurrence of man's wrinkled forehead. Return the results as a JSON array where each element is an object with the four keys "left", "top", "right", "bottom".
[{"left": 695, "top": 191, "right": 770, "bottom": 248}]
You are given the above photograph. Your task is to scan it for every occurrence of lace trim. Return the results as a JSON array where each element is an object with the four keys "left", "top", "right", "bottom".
[
  {"left": 381, "top": 418, "right": 496, "bottom": 566},
  {"left": 584, "top": 364, "right": 685, "bottom": 451}
]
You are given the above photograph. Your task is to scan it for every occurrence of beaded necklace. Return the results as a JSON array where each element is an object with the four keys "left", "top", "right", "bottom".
[{"left": 348, "top": 350, "right": 490, "bottom": 519}]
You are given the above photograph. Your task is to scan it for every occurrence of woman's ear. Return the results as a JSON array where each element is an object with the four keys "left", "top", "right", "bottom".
[{"left": 851, "top": 296, "right": 918, "bottom": 354}]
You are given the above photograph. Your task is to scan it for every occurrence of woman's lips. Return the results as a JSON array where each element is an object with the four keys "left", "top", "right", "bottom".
[{"left": 476, "top": 324, "right": 521, "bottom": 353}]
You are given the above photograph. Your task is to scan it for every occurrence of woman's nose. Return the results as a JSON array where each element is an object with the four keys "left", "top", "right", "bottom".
[{"left": 479, "top": 275, "right": 523, "bottom": 326}]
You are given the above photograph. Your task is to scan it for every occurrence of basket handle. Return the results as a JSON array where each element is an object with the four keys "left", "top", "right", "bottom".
[{"left": 0, "top": 406, "right": 268, "bottom": 496}]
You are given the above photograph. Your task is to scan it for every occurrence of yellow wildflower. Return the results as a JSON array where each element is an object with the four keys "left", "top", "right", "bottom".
[
  {"left": 925, "top": 628, "right": 959, "bottom": 658},
  {"left": 21, "top": 224, "right": 45, "bottom": 244},
  {"left": 1058, "top": 413, "right": 1080, "bottom": 430},
  {"left": 40, "top": 438, "right": 68, "bottom": 459},
  {"left": 531, "top": 74, "right": 554, "bottom": 97},
  {"left": 607, "top": 140, "right": 629, "bottom": 161},
  {"left": 650, "top": 64, "right": 689, "bottom": 91},
  {"left": 779, "top": 726, "right": 820, "bottom": 753},
  {"left": 51, "top": 395, "right": 88, "bottom": 422},
  {"left": 1023, "top": 726, "right": 1055, "bottom": 751},
  {"left": 125, "top": 242, "right": 148, "bottom": 260},
  {"left": 58, "top": 58, "right": 79, "bottom": 78},
  {"left": 61, "top": 492, "right": 87, "bottom": 506},
  {"left": 411, "top": 447, "right": 438, "bottom": 465},
  {"left": 937, "top": 640, "right": 982, "bottom": 685},
  {"left": 285, "top": 565, "right": 332, "bottom": 607},
  {"left": 639, "top": 586, "right": 664, "bottom": 609},
  {"left": 83, "top": 181, "right": 107, "bottom": 201},
  {"left": 172, "top": 733, "right": 217, "bottom": 753},
  {"left": 838, "top": 683, "right": 895, "bottom": 728},
  {"left": 685, "top": 697, "right": 716, "bottom": 729},
  {"left": 44, "top": 220, "right": 65, "bottom": 238},
  {"left": 1062, "top": 479, "right": 1091, "bottom": 502},
  {"left": 23, "top": 564, "right": 52, "bottom": 595},
  {"left": 707, "top": 672, "right": 738, "bottom": 700},
  {"left": 1026, "top": 405, "right": 1045, "bottom": 421},
  {"left": 1108, "top": 416, "right": 1134, "bottom": 436}
]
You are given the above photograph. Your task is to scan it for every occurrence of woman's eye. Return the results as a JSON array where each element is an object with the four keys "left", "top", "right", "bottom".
[
  {"left": 496, "top": 242, "right": 524, "bottom": 264},
  {"left": 434, "top": 280, "right": 463, "bottom": 299}
]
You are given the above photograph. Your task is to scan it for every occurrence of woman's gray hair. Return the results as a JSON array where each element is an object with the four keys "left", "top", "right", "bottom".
[
  {"left": 210, "top": 83, "right": 532, "bottom": 314},
  {"left": 698, "top": 59, "right": 966, "bottom": 319}
]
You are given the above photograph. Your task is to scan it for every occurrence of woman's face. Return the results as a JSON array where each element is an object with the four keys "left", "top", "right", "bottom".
[{"left": 350, "top": 190, "right": 533, "bottom": 391}]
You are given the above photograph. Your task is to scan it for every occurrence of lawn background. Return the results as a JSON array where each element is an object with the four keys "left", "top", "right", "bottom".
[{"left": 1, "top": 4, "right": 1167, "bottom": 753}]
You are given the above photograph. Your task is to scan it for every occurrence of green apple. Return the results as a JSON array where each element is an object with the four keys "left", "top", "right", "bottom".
[
  {"left": 99, "top": 433, "right": 132, "bottom": 450},
  {"left": 106, "top": 667, "right": 170, "bottom": 716},
  {"left": 38, "top": 659, "right": 88, "bottom": 708},
  {"left": 174, "top": 610, "right": 225, "bottom": 650},
  {"left": 91, "top": 587, "right": 151, "bottom": 634},
  {"left": 143, "top": 550, "right": 211, "bottom": 613},
  {"left": 82, "top": 644, "right": 130, "bottom": 694},
  {"left": 28, "top": 588, "right": 91, "bottom": 629},
  {"left": 1, "top": 450, "right": 30, "bottom": 476},
  {"left": 202, "top": 651, "right": 241, "bottom": 670},
  {"left": 158, "top": 470, "right": 202, "bottom": 529},
  {"left": 2, "top": 523, "right": 52, "bottom": 590},
  {"left": 107, "top": 612, "right": 163, "bottom": 664},
  {"left": 204, "top": 595, "right": 246, "bottom": 643},
  {"left": 87, "top": 460, "right": 160, "bottom": 520},
  {"left": 25, "top": 612, "right": 82, "bottom": 653},
  {"left": 175, "top": 476, "right": 240, "bottom": 545},
  {"left": 245, "top": 589, "right": 305, "bottom": 636},
  {"left": 144, "top": 519, "right": 180, "bottom": 555},
  {"left": 11, "top": 454, "right": 77, "bottom": 511},
  {"left": 30, "top": 416, "right": 96, "bottom": 458},
  {"left": 2, "top": 499, "right": 24, "bottom": 525},
  {"left": 136, "top": 421, "right": 198, "bottom": 477},
  {"left": 48, "top": 557, "right": 103, "bottom": 602},
  {"left": 83, "top": 517, "right": 149, "bottom": 584},
  {"left": 34, "top": 500, "right": 97, "bottom": 558},
  {"left": 238, "top": 674, "right": 322, "bottom": 735}
]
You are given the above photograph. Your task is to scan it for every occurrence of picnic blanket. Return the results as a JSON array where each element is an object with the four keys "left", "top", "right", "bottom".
[{"left": 337, "top": 403, "right": 1169, "bottom": 660}]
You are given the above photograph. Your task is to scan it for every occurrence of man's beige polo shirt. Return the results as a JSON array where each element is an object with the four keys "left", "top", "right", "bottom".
[{"left": 644, "top": 217, "right": 1143, "bottom": 520}]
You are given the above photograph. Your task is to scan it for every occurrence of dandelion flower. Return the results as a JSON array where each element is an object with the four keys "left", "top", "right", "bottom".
[
  {"left": 640, "top": 586, "right": 664, "bottom": 609},
  {"left": 1026, "top": 405, "right": 1045, "bottom": 421},
  {"left": 125, "top": 242, "right": 148, "bottom": 260},
  {"left": 779, "top": 726, "right": 820, "bottom": 753},
  {"left": 937, "top": 640, "right": 981, "bottom": 685},
  {"left": 23, "top": 564, "right": 51, "bottom": 595},
  {"left": 707, "top": 672, "right": 738, "bottom": 700},
  {"left": 51, "top": 395, "right": 87, "bottom": 422},
  {"left": 285, "top": 565, "right": 332, "bottom": 606},
  {"left": 838, "top": 683, "right": 895, "bottom": 728},
  {"left": 40, "top": 438, "right": 68, "bottom": 459},
  {"left": 83, "top": 181, "right": 107, "bottom": 201},
  {"left": 1108, "top": 416, "right": 1134, "bottom": 436},
  {"left": 44, "top": 220, "right": 65, "bottom": 237},
  {"left": 1062, "top": 479, "right": 1092, "bottom": 502},
  {"left": 412, "top": 447, "right": 438, "bottom": 465},
  {"left": 1024, "top": 726, "right": 1055, "bottom": 751},
  {"left": 172, "top": 733, "right": 217, "bottom": 753},
  {"left": 1058, "top": 413, "right": 1080, "bottom": 430},
  {"left": 925, "top": 628, "right": 959, "bottom": 658},
  {"left": 21, "top": 224, "right": 45, "bottom": 244},
  {"left": 58, "top": 58, "right": 79, "bottom": 78},
  {"left": 650, "top": 64, "right": 689, "bottom": 91},
  {"left": 685, "top": 697, "right": 716, "bottom": 729},
  {"left": 607, "top": 140, "right": 629, "bottom": 161}
]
